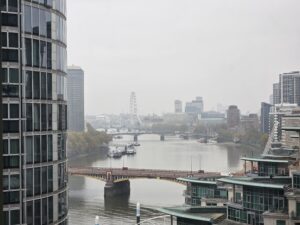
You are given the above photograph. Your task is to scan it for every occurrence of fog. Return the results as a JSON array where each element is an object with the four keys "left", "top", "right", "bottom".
[{"left": 67, "top": 0, "right": 300, "bottom": 115}]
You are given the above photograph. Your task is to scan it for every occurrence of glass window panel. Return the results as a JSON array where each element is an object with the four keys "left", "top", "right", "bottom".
[
  {"left": 46, "top": 11, "right": 51, "bottom": 38},
  {"left": 2, "top": 13, "right": 18, "bottom": 26},
  {"left": 25, "top": 38, "right": 32, "bottom": 66},
  {"left": 3, "top": 176, "right": 9, "bottom": 190},
  {"left": 26, "top": 168, "right": 33, "bottom": 197},
  {"left": 32, "top": 7, "right": 39, "bottom": 35},
  {"left": 3, "top": 84, "right": 19, "bottom": 97},
  {"left": 1, "top": 0, "right": 6, "bottom": 11},
  {"left": 3, "top": 104, "right": 8, "bottom": 118},
  {"left": 41, "top": 104, "right": 47, "bottom": 131},
  {"left": 47, "top": 42, "right": 52, "bottom": 69},
  {"left": 26, "top": 136, "right": 33, "bottom": 164},
  {"left": 2, "top": 49, "right": 18, "bottom": 62},
  {"left": 35, "top": 199, "right": 41, "bottom": 225},
  {"left": 10, "top": 175, "right": 20, "bottom": 189},
  {"left": 33, "top": 39, "right": 39, "bottom": 67},
  {"left": 47, "top": 73, "right": 52, "bottom": 99},
  {"left": 3, "top": 68, "right": 8, "bottom": 82},
  {"left": 40, "top": 41, "right": 47, "bottom": 68},
  {"left": 42, "top": 198, "right": 48, "bottom": 225},
  {"left": 10, "top": 139, "right": 19, "bottom": 154},
  {"left": 41, "top": 72, "right": 46, "bottom": 99},
  {"left": 10, "top": 104, "right": 19, "bottom": 118},
  {"left": 40, "top": 9, "right": 46, "bottom": 36},
  {"left": 2, "top": 32, "right": 7, "bottom": 47},
  {"left": 3, "top": 139, "right": 8, "bottom": 154},
  {"left": 34, "top": 168, "right": 41, "bottom": 195},
  {"left": 34, "top": 135, "right": 40, "bottom": 163},
  {"left": 3, "top": 120, "right": 19, "bottom": 133},
  {"left": 24, "top": 5, "right": 32, "bottom": 33},
  {"left": 27, "top": 201, "right": 33, "bottom": 225},
  {"left": 8, "top": 0, "right": 18, "bottom": 12},
  {"left": 26, "top": 103, "right": 33, "bottom": 132},
  {"left": 48, "top": 135, "right": 53, "bottom": 161},
  {"left": 33, "top": 72, "right": 40, "bottom": 99},
  {"left": 34, "top": 104, "right": 40, "bottom": 131},
  {"left": 48, "top": 166, "right": 53, "bottom": 192},
  {"left": 42, "top": 167, "right": 47, "bottom": 194},
  {"left": 41, "top": 135, "right": 47, "bottom": 162},
  {"left": 48, "top": 196, "right": 53, "bottom": 223},
  {"left": 25, "top": 71, "right": 32, "bottom": 98},
  {"left": 9, "top": 68, "right": 19, "bottom": 83},
  {"left": 9, "top": 32, "right": 18, "bottom": 47}
]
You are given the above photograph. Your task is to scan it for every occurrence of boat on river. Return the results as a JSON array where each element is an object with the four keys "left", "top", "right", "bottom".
[{"left": 107, "top": 146, "right": 122, "bottom": 158}]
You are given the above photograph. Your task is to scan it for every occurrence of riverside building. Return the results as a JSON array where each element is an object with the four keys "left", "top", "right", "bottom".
[{"left": 2, "top": 0, "right": 68, "bottom": 224}]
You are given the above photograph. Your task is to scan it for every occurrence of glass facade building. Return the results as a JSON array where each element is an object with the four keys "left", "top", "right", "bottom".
[{"left": 2, "top": 0, "right": 68, "bottom": 224}]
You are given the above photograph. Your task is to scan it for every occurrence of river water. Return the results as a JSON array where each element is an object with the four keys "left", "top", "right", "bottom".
[{"left": 68, "top": 135, "right": 261, "bottom": 225}]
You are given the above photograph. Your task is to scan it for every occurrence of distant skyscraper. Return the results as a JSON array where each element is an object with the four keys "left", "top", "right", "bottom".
[
  {"left": 174, "top": 100, "right": 182, "bottom": 113},
  {"left": 273, "top": 83, "right": 281, "bottom": 105},
  {"left": 279, "top": 71, "right": 300, "bottom": 105},
  {"left": 67, "top": 66, "right": 85, "bottom": 132},
  {"left": 185, "top": 97, "right": 204, "bottom": 114},
  {"left": 227, "top": 105, "right": 240, "bottom": 127},
  {"left": 2, "top": 1, "right": 68, "bottom": 224},
  {"left": 260, "top": 102, "right": 272, "bottom": 133}
]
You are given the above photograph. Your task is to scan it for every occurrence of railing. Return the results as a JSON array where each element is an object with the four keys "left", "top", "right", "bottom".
[{"left": 137, "top": 215, "right": 172, "bottom": 225}]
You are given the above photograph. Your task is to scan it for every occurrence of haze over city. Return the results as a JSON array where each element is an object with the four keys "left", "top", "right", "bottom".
[{"left": 68, "top": 0, "right": 300, "bottom": 115}]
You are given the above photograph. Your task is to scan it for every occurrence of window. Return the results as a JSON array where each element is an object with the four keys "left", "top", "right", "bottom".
[
  {"left": 40, "top": 41, "right": 47, "bottom": 68},
  {"left": 41, "top": 135, "right": 47, "bottom": 162},
  {"left": 3, "top": 139, "right": 8, "bottom": 154},
  {"left": 35, "top": 200, "right": 41, "bottom": 225},
  {"left": 9, "top": 68, "right": 19, "bottom": 83},
  {"left": 27, "top": 201, "right": 33, "bottom": 225},
  {"left": 3, "top": 176, "right": 8, "bottom": 190},
  {"left": 3, "top": 84, "right": 19, "bottom": 97},
  {"left": 10, "top": 139, "right": 19, "bottom": 154},
  {"left": 9, "top": 33, "right": 18, "bottom": 47},
  {"left": 48, "top": 166, "right": 53, "bottom": 192},
  {"left": 3, "top": 68, "right": 8, "bottom": 82},
  {"left": 25, "top": 38, "right": 32, "bottom": 66},
  {"left": 48, "top": 104, "right": 52, "bottom": 130},
  {"left": 3, "top": 104, "right": 8, "bottom": 118},
  {"left": 10, "top": 175, "right": 20, "bottom": 189},
  {"left": 297, "top": 202, "right": 300, "bottom": 217},
  {"left": 33, "top": 72, "right": 40, "bottom": 99},
  {"left": 2, "top": 13, "right": 18, "bottom": 26},
  {"left": 26, "top": 71, "right": 33, "bottom": 98},
  {"left": 2, "top": 49, "right": 18, "bottom": 62},
  {"left": 33, "top": 39, "right": 39, "bottom": 67},
  {"left": 276, "top": 220, "right": 286, "bottom": 225},
  {"left": 42, "top": 198, "right": 48, "bottom": 225},
  {"left": 42, "top": 167, "right": 47, "bottom": 194},
  {"left": 2, "top": 32, "right": 7, "bottom": 46},
  {"left": 34, "top": 104, "right": 40, "bottom": 131},
  {"left": 4, "top": 191, "right": 20, "bottom": 204},
  {"left": 26, "top": 103, "right": 33, "bottom": 132},
  {"left": 40, "top": 9, "right": 47, "bottom": 37},
  {"left": 32, "top": 7, "right": 39, "bottom": 35},
  {"left": 4, "top": 156, "right": 19, "bottom": 168},
  {"left": 47, "top": 73, "right": 52, "bottom": 99},
  {"left": 34, "top": 168, "right": 41, "bottom": 195},
  {"left": 48, "top": 197, "right": 53, "bottom": 223},
  {"left": 26, "top": 169, "right": 33, "bottom": 197},
  {"left": 10, "top": 104, "right": 19, "bottom": 118},
  {"left": 8, "top": 0, "right": 18, "bottom": 12},
  {"left": 26, "top": 136, "right": 33, "bottom": 164},
  {"left": 41, "top": 104, "right": 47, "bottom": 130},
  {"left": 3, "top": 120, "right": 19, "bottom": 133},
  {"left": 24, "top": 5, "right": 32, "bottom": 33},
  {"left": 41, "top": 72, "right": 47, "bottom": 99},
  {"left": 34, "top": 135, "right": 41, "bottom": 163}
]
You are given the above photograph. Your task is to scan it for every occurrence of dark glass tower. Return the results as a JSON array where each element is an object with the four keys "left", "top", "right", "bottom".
[{"left": 2, "top": 0, "right": 68, "bottom": 224}]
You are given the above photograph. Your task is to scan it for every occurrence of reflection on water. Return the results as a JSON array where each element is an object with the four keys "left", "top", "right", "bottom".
[{"left": 69, "top": 135, "right": 261, "bottom": 225}]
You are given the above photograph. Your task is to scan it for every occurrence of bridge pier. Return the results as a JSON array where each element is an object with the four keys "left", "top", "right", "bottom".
[
  {"left": 160, "top": 135, "right": 165, "bottom": 141},
  {"left": 134, "top": 134, "right": 138, "bottom": 142},
  {"left": 104, "top": 180, "right": 130, "bottom": 197}
]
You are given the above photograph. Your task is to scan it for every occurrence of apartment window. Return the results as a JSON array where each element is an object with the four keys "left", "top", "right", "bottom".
[
  {"left": 10, "top": 210, "right": 20, "bottom": 225},
  {"left": 8, "top": 0, "right": 18, "bottom": 12},
  {"left": 3, "top": 176, "right": 8, "bottom": 190},
  {"left": 3, "top": 120, "right": 19, "bottom": 133},
  {"left": 26, "top": 169, "right": 33, "bottom": 197},
  {"left": 48, "top": 104, "right": 52, "bottom": 130},
  {"left": 3, "top": 139, "right": 8, "bottom": 154},
  {"left": 4, "top": 155, "right": 19, "bottom": 168},
  {"left": 25, "top": 71, "right": 33, "bottom": 98},
  {"left": 1, "top": 32, "right": 7, "bottom": 46},
  {"left": 32, "top": 7, "right": 39, "bottom": 35},
  {"left": 48, "top": 135, "right": 53, "bottom": 161},
  {"left": 34, "top": 168, "right": 41, "bottom": 195},
  {"left": 47, "top": 73, "right": 52, "bottom": 99},
  {"left": 10, "top": 104, "right": 19, "bottom": 118},
  {"left": 42, "top": 198, "right": 48, "bottom": 225},
  {"left": 3, "top": 104, "right": 8, "bottom": 118},
  {"left": 24, "top": 5, "right": 31, "bottom": 33},
  {"left": 27, "top": 201, "right": 33, "bottom": 225},
  {"left": 9, "top": 32, "right": 18, "bottom": 47},
  {"left": 42, "top": 167, "right": 47, "bottom": 194},
  {"left": 2, "top": 13, "right": 18, "bottom": 26},
  {"left": 3, "top": 84, "right": 19, "bottom": 97},
  {"left": 2, "top": 49, "right": 18, "bottom": 62},
  {"left": 35, "top": 200, "right": 41, "bottom": 225},
  {"left": 26, "top": 103, "right": 33, "bottom": 131},
  {"left": 4, "top": 191, "right": 20, "bottom": 204},
  {"left": 34, "top": 135, "right": 41, "bottom": 163},
  {"left": 10, "top": 139, "right": 19, "bottom": 154},
  {"left": 25, "top": 38, "right": 32, "bottom": 66},
  {"left": 33, "top": 72, "right": 40, "bottom": 99},
  {"left": 2, "top": 68, "right": 8, "bottom": 82},
  {"left": 48, "top": 166, "right": 53, "bottom": 192},
  {"left": 34, "top": 104, "right": 40, "bottom": 131},
  {"left": 40, "top": 41, "right": 47, "bottom": 68},
  {"left": 26, "top": 136, "right": 33, "bottom": 164},
  {"left": 41, "top": 72, "right": 47, "bottom": 99},
  {"left": 41, "top": 104, "right": 47, "bottom": 130},
  {"left": 48, "top": 197, "right": 53, "bottom": 223},
  {"left": 296, "top": 202, "right": 300, "bottom": 217},
  {"left": 9, "top": 68, "right": 19, "bottom": 83}
]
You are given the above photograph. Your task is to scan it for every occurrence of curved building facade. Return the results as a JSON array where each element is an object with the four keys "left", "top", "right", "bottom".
[{"left": 2, "top": 0, "right": 68, "bottom": 224}]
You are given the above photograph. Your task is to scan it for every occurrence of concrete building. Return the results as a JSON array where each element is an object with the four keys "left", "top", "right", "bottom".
[
  {"left": 261, "top": 102, "right": 272, "bottom": 134},
  {"left": 227, "top": 105, "right": 240, "bottom": 128},
  {"left": 199, "top": 111, "right": 226, "bottom": 125},
  {"left": 185, "top": 97, "right": 204, "bottom": 115},
  {"left": 67, "top": 66, "right": 85, "bottom": 132},
  {"left": 280, "top": 71, "right": 300, "bottom": 105},
  {"left": 174, "top": 100, "right": 183, "bottom": 113},
  {"left": 2, "top": 1, "right": 68, "bottom": 224}
]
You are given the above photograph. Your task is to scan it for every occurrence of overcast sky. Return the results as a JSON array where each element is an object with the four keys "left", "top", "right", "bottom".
[{"left": 67, "top": 0, "right": 300, "bottom": 115}]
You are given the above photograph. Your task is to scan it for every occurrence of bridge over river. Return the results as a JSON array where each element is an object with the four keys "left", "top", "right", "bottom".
[{"left": 69, "top": 167, "right": 220, "bottom": 197}]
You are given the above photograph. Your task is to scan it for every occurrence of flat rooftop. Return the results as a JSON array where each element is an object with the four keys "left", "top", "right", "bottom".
[
  {"left": 241, "top": 157, "right": 290, "bottom": 163},
  {"left": 157, "top": 206, "right": 226, "bottom": 222}
]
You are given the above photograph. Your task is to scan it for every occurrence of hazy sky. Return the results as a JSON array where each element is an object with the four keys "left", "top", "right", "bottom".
[{"left": 67, "top": 0, "right": 300, "bottom": 115}]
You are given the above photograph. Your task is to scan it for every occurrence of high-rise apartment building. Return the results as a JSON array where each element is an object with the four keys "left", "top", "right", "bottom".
[
  {"left": 227, "top": 105, "right": 240, "bottom": 128},
  {"left": 280, "top": 71, "right": 300, "bottom": 105},
  {"left": 260, "top": 102, "right": 272, "bottom": 134},
  {"left": 67, "top": 66, "right": 85, "bottom": 132},
  {"left": 2, "top": 1, "right": 68, "bottom": 224},
  {"left": 174, "top": 100, "right": 182, "bottom": 113}
]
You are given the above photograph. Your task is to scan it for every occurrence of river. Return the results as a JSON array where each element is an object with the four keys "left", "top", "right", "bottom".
[{"left": 68, "top": 134, "right": 261, "bottom": 225}]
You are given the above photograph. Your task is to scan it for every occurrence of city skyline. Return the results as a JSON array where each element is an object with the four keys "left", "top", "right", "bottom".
[{"left": 67, "top": 0, "right": 300, "bottom": 115}]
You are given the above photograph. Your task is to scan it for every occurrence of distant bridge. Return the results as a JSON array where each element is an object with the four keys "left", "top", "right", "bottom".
[{"left": 69, "top": 167, "right": 220, "bottom": 197}]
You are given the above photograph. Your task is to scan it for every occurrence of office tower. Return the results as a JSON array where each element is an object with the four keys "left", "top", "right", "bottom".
[
  {"left": 2, "top": 1, "right": 68, "bottom": 224},
  {"left": 279, "top": 71, "right": 300, "bottom": 105},
  {"left": 67, "top": 66, "right": 85, "bottom": 132},
  {"left": 174, "top": 100, "right": 182, "bottom": 113},
  {"left": 227, "top": 105, "right": 240, "bottom": 128},
  {"left": 273, "top": 83, "right": 281, "bottom": 105},
  {"left": 260, "top": 102, "right": 272, "bottom": 133},
  {"left": 185, "top": 97, "right": 204, "bottom": 114}
]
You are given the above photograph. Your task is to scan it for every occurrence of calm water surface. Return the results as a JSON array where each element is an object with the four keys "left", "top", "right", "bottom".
[{"left": 68, "top": 135, "right": 261, "bottom": 225}]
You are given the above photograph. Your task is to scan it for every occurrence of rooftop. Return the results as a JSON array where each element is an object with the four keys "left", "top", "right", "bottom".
[
  {"left": 177, "top": 176, "right": 223, "bottom": 185},
  {"left": 241, "top": 157, "right": 290, "bottom": 164},
  {"left": 218, "top": 177, "right": 290, "bottom": 189},
  {"left": 157, "top": 206, "right": 226, "bottom": 222}
]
